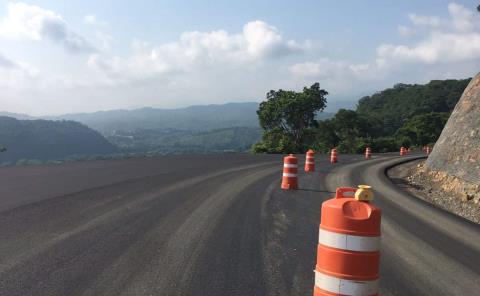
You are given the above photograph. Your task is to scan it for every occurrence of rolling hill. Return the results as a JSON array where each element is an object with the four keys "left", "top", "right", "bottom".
[
  {"left": 0, "top": 117, "right": 118, "bottom": 164},
  {"left": 44, "top": 102, "right": 262, "bottom": 134}
]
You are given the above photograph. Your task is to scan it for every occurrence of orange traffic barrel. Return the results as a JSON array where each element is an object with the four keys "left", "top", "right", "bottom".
[
  {"left": 281, "top": 154, "right": 298, "bottom": 190},
  {"left": 330, "top": 149, "right": 338, "bottom": 164},
  {"left": 400, "top": 147, "right": 405, "bottom": 156},
  {"left": 426, "top": 146, "right": 431, "bottom": 155},
  {"left": 305, "top": 149, "right": 315, "bottom": 172},
  {"left": 314, "top": 185, "right": 381, "bottom": 296},
  {"left": 365, "top": 147, "right": 371, "bottom": 159}
]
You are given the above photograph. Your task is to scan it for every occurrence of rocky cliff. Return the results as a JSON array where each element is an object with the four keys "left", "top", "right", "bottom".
[{"left": 425, "top": 72, "right": 480, "bottom": 202}]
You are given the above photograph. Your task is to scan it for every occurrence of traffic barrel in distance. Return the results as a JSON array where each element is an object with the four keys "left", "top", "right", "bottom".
[
  {"left": 305, "top": 149, "right": 315, "bottom": 172},
  {"left": 400, "top": 147, "right": 405, "bottom": 156},
  {"left": 281, "top": 154, "right": 298, "bottom": 190},
  {"left": 330, "top": 149, "right": 338, "bottom": 164},
  {"left": 426, "top": 146, "right": 431, "bottom": 155},
  {"left": 314, "top": 185, "right": 381, "bottom": 296},
  {"left": 365, "top": 147, "right": 371, "bottom": 159}
]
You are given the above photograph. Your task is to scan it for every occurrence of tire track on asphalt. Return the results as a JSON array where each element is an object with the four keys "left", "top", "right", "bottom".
[
  {"left": 0, "top": 162, "right": 277, "bottom": 296},
  {"left": 120, "top": 166, "right": 278, "bottom": 296}
]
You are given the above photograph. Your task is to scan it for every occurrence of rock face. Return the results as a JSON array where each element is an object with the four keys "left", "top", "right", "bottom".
[{"left": 425, "top": 72, "right": 480, "bottom": 202}]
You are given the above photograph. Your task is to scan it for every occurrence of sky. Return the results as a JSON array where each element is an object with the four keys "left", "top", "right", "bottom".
[{"left": 0, "top": 0, "right": 479, "bottom": 115}]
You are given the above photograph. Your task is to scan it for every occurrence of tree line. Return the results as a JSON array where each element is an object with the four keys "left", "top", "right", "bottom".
[{"left": 253, "top": 78, "right": 471, "bottom": 154}]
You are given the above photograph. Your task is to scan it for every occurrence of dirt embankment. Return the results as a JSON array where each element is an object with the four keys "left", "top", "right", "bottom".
[{"left": 388, "top": 159, "right": 480, "bottom": 224}]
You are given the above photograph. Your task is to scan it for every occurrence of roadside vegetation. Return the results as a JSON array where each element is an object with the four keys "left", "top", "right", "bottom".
[{"left": 253, "top": 78, "right": 471, "bottom": 154}]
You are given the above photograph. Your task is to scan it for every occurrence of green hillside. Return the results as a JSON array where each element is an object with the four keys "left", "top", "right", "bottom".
[
  {"left": 0, "top": 117, "right": 118, "bottom": 165},
  {"left": 356, "top": 79, "right": 471, "bottom": 135},
  {"left": 312, "top": 78, "right": 471, "bottom": 153}
]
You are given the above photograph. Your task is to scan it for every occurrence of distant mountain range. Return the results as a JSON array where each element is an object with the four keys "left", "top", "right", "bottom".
[
  {"left": 0, "top": 102, "right": 335, "bottom": 160},
  {"left": 44, "top": 102, "right": 263, "bottom": 134},
  {"left": 0, "top": 116, "right": 118, "bottom": 164},
  {"left": 0, "top": 111, "right": 35, "bottom": 120},
  {"left": 2, "top": 102, "right": 335, "bottom": 134}
]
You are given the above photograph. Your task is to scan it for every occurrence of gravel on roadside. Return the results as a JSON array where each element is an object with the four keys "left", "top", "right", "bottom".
[{"left": 388, "top": 159, "right": 480, "bottom": 224}]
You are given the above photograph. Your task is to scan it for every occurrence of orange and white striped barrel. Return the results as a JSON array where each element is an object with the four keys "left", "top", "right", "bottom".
[
  {"left": 281, "top": 154, "right": 298, "bottom": 190},
  {"left": 426, "top": 146, "right": 431, "bottom": 155},
  {"left": 314, "top": 186, "right": 381, "bottom": 296},
  {"left": 330, "top": 149, "right": 338, "bottom": 164},
  {"left": 365, "top": 147, "right": 371, "bottom": 159},
  {"left": 400, "top": 147, "right": 405, "bottom": 156},
  {"left": 305, "top": 149, "right": 315, "bottom": 172}
]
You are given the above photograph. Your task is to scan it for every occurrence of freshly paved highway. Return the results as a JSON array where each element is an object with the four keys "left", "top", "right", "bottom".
[{"left": 0, "top": 153, "right": 478, "bottom": 295}]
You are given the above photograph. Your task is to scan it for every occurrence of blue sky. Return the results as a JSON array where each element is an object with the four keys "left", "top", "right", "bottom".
[{"left": 0, "top": 0, "right": 479, "bottom": 115}]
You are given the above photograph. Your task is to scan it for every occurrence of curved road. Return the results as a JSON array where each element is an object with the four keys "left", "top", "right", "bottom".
[{"left": 0, "top": 153, "right": 478, "bottom": 295}]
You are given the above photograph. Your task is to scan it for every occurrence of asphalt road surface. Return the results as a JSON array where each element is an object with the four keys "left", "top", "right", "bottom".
[{"left": 0, "top": 153, "right": 478, "bottom": 295}]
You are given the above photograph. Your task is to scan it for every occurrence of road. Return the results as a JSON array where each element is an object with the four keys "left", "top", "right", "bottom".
[{"left": 0, "top": 153, "right": 478, "bottom": 295}]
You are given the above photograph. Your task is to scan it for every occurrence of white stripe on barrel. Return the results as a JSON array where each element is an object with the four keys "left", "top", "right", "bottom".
[
  {"left": 315, "top": 271, "right": 379, "bottom": 296},
  {"left": 319, "top": 228, "right": 380, "bottom": 252},
  {"left": 306, "top": 161, "right": 314, "bottom": 164},
  {"left": 283, "top": 163, "right": 298, "bottom": 168},
  {"left": 282, "top": 173, "right": 297, "bottom": 177}
]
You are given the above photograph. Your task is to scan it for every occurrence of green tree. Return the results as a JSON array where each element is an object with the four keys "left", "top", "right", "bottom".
[
  {"left": 310, "top": 119, "right": 339, "bottom": 153},
  {"left": 396, "top": 112, "right": 449, "bottom": 146},
  {"left": 255, "top": 82, "right": 328, "bottom": 153}
]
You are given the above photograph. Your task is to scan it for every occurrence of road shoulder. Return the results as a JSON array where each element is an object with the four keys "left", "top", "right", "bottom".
[{"left": 387, "top": 158, "right": 480, "bottom": 224}]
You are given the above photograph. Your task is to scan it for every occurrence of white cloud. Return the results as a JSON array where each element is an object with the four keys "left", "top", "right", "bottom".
[
  {"left": 408, "top": 13, "right": 442, "bottom": 28},
  {"left": 378, "top": 32, "right": 480, "bottom": 64},
  {"left": 243, "top": 20, "right": 304, "bottom": 57},
  {"left": 0, "top": 52, "right": 39, "bottom": 89},
  {"left": 88, "top": 20, "right": 308, "bottom": 83},
  {"left": 0, "top": 2, "right": 94, "bottom": 53},
  {"left": 290, "top": 59, "right": 353, "bottom": 78},
  {"left": 82, "top": 14, "right": 113, "bottom": 51},
  {"left": 84, "top": 14, "right": 108, "bottom": 28},
  {"left": 378, "top": 2, "right": 480, "bottom": 64},
  {"left": 448, "top": 2, "right": 475, "bottom": 32}
]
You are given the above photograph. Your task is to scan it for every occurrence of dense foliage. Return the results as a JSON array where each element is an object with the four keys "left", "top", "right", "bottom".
[
  {"left": 254, "top": 78, "right": 470, "bottom": 154},
  {"left": 313, "top": 79, "right": 470, "bottom": 153},
  {"left": 356, "top": 80, "right": 468, "bottom": 135},
  {"left": 253, "top": 83, "right": 328, "bottom": 153}
]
